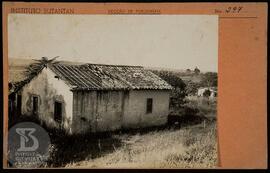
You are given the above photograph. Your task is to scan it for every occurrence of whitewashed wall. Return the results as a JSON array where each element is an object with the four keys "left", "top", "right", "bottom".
[
  {"left": 72, "top": 90, "right": 170, "bottom": 134},
  {"left": 19, "top": 67, "right": 171, "bottom": 134},
  {"left": 122, "top": 90, "right": 170, "bottom": 128},
  {"left": 20, "top": 67, "right": 73, "bottom": 132}
]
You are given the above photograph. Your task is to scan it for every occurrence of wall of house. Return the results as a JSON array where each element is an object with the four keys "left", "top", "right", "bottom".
[
  {"left": 72, "top": 89, "right": 170, "bottom": 133},
  {"left": 72, "top": 90, "right": 127, "bottom": 133},
  {"left": 122, "top": 90, "right": 170, "bottom": 128},
  {"left": 20, "top": 67, "right": 73, "bottom": 132}
]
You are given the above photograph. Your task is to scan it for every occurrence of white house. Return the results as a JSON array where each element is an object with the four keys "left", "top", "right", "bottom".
[
  {"left": 197, "top": 87, "right": 217, "bottom": 98},
  {"left": 9, "top": 62, "right": 173, "bottom": 134}
]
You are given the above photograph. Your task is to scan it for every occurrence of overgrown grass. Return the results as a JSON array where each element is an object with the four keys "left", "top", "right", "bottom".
[
  {"left": 9, "top": 96, "right": 217, "bottom": 168},
  {"left": 164, "top": 123, "right": 217, "bottom": 168},
  {"left": 184, "top": 96, "right": 217, "bottom": 118},
  {"left": 64, "top": 121, "right": 217, "bottom": 168},
  {"left": 63, "top": 96, "right": 217, "bottom": 168}
]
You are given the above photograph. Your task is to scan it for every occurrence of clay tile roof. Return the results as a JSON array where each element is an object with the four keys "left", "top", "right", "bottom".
[{"left": 49, "top": 63, "right": 173, "bottom": 90}]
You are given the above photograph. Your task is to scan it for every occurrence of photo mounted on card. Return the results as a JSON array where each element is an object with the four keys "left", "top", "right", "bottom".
[{"left": 2, "top": 2, "right": 267, "bottom": 169}]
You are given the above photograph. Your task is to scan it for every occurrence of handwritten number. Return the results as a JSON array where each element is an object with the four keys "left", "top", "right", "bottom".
[
  {"left": 225, "top": 6, "right": 243, "bottom": 13},
  {"left": 225, "top": 7, "right": 231, "bottom": 13},
  {"left": 238, "top": 6, "right": 243, "bottom": 13}
]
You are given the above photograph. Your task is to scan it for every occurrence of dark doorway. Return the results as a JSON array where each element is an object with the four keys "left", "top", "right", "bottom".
[
  {"left": 146, "top": 98, "right": 153, "bottom": 114},
  {"left": 17, "top": 95, "right": 22, "bottom": 116},
  {"left": 33, "top": 96, "right": 38, "bottom": 116},
  {"left": 54, "top": 101, "right": 62, "bottom": 123},
  {"left": 8, "top": 98, "right": 14, "bottom": 126}
]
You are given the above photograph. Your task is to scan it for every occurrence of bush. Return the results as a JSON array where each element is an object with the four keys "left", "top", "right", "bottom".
[
  {"left": 151, "top": 70, "right": 218, "bottom": 111},
  {"left": 200, "top": 72, "right": 217, "bottom": 87},
  {"left": 185, "top": 81, "right": 201, "bottom": 96},
  {"left": 203, "top": 89, "right": 211, "bottom": 97},
  {"left": 151, "top": 70, "right": 187, "bottom": 109}
]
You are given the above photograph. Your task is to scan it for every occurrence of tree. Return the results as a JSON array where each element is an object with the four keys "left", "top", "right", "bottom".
[
  {"left": 194, "top": 67, "right": 200, "bottom": 75},
  {"left": 24, "top": 56, "right": 59, "bottom": 80},
  {"left": 185, "top": 81, "right": 200, "bottom": 96},
  {"left": 186, "top": 69, "right": 191, "bottom": 73},
  {"left": 151, "top": 70, "right": 186, "bottom": 109},
  {"left": 200, "top": 72, "right": 217, "bottom": 87},
  {"left": 9, "top": 56, "right": 60, "bottom": 95},
  {"left": 203, "top": 89, "right": 211, "bottom": 97}
]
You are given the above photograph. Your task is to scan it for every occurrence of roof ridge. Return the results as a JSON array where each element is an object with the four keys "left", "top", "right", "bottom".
[
  {"left": 85, "top": 63, "right": 143, "bottom": 68},
  {"left": 52, "top": 62, "right": 143, "bottom": 68},
  {"left": 48, "top": 62, "right": 172, "bottom": 90}
]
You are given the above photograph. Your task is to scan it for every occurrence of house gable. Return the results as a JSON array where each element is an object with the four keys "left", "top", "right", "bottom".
[{"left": 20, "top": 67, "right": 73, "bottom": 131}]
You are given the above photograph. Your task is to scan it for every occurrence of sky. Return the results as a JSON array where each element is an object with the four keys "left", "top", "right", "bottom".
[{"left": 8, "top": 14, "right": 218, "bottom": 72}]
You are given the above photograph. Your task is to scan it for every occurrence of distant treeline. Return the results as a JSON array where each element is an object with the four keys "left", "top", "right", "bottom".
[{"left": 151, "top": 69, "right": 217, "bottom": 100}]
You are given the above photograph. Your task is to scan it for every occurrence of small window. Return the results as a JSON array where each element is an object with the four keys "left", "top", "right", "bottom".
[
  {"left": 17, "top": 95, "right": 22, "bottom": 116},
  {"left": 146, "top": 98, "right": 153, "bottom": 114},
  {"left": 33, "top": 96, "right": 38, "bottom": 116},
  {"left": 54, "top": 101, "right": 62, "bottom": 123}
]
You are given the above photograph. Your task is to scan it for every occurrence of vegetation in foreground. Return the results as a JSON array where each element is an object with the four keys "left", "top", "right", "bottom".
[
  {"left": 63, "top": 121, "right": 217, "bottom": 168},
  {"left": 46, "top": 96, "right": 216, "bottom": 168},
  {"left": 10, "top": 94, "right": 217, "bottom": 168}
]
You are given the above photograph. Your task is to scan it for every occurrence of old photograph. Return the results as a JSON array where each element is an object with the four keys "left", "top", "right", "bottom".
[{"left": 7, "top": 14, "right": 218, "bottom": 168}]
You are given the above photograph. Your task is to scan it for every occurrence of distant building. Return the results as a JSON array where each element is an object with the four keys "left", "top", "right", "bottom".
[
  {"left": 9, "top": 62, "right": 173, "bottom": 134},
  {"left": 197, "top": 87, "right": 217, "bottom": 98}
]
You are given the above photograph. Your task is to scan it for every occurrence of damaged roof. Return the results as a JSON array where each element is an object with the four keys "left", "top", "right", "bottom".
[{"left": 49, "top": 63, "right": 173, "bottom": 90}]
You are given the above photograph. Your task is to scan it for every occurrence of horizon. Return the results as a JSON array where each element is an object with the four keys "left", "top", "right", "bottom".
[{"left": 9, "top": 57, "right": 216, "bottom": 73}]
